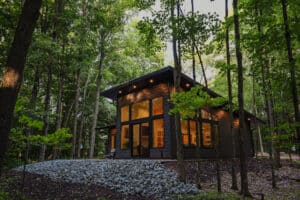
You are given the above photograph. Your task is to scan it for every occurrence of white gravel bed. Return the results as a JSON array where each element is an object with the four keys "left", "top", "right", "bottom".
[{"left": 14, "top": 159, "right": 199, "bottom": 199}]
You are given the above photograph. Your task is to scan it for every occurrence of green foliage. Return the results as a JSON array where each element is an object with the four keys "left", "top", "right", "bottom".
[
  {"left": 264, "top": 122, "right": 300, "bottom": 152},
  {"left": 0, "top": 190, "right": 10, "bottom": 200},
  {"left": 169, "top": 86, "right": 227, "bottom": 119},
  {"left": 30, "top": 128, "right": 72, "bottom": 151}
]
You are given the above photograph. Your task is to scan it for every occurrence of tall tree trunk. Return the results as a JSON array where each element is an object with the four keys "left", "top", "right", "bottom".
[
  {"left": 194, "top": 45, "right": 208, "bottom": 87},
  {"left": 225, "top": 0, "right": 238, "bottom": 191},
  {"left": 255, "top": 2, "right": 277, "bottom": 187},
  {"left": 89, "top": 47, "right": 105, "bottom": 159},
  {"left": 191, "top": 0, "right": 196, "bottom": 81},
  {"left": 0, "top": 0, "right": 42, "bottom": 173},
  {"left": 71, "top": 68, "right": 81, "bottom": 158},
  {"left": 77, "top": 71, "right": 90, "bottom": 158},
  {"left": 39, "top": 64, "right": 52, "bottom": 161},
  {"left": 171, "top": 0, "right": 186, "bottom": 182},
  {"left": 281, "top": 0, "right": 300, "bottom": 141},
  {"left": 232, "top": 0, "right": 251, "bottom": 196}
]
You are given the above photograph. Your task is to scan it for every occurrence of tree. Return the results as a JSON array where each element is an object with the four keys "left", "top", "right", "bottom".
[
  {"left": 224, "top": 0, "right": 238, "bottom": 191},
  {"left": 232, "top": 0, "right": 251, "bottom": 196},
  {"left": 0, "top": 0, "right": 42, "bottom": 173},
  {"left": 281, "top": 0, "right": 300, "bottom": 142}
]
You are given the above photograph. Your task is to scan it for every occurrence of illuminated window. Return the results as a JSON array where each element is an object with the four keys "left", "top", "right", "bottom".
[
  {"left": 201, "top": 109, "right": 211, "bottom": 119},
  {"left": 132, "top": 100, "right": 149, "bottom": 120},
  {"left": 110, "top": 128, "right": 116, "bottom": 149},
  {"left": 153, "top": 119, "right": 164, "bottom": 148},
  {"left": 121, "top": 125, "right": 129, "bottom": 149},
  {"left": 190, "top": 120, "right": 197, "bottom": 146},
  {"left": 152, "top": 97, "right": 163, "bottom": 116},
  {"left": 212, "top": 114, "right": 219, "bottom": 121},
  {"left": 202, "top": 122, "right": 212, "bottom": 147},
  {"left": 213, "top": 124, "right": 219, "bottom": 146},
  {"left": 181, "top": 120, "right": 189, "bottom": 146},
  {"left": 121, "top": 106, "right": 129, "bottom": 122}
]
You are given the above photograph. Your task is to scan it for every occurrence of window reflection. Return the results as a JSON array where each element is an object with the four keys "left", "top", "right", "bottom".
[
  {"left": 152, "top": 97, "right": 163, "bottom": 116},
  {"left": 190, "top": 120, "right": 197, "bottom": 146},
  {"left": 121, "top": 106, "right": 129, "bottom": 122},
  {"left": 121, "top": 125, "right": 129, "bottom": 149},
  {"left": 132, "top": 100, "right": 149, "bottom": 120},
  {"left": 202, "top": 122, "right": 212, "bottom": 147},
  {"left": 110, "top": 128, "right": 116, "bottom": 149},
  {"left": 181, "top": 120, "right": 189, "bottom": 146}
]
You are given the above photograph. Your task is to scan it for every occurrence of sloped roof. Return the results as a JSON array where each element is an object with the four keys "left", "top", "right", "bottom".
[
  {"left": 101, "top": 66, "right": 263, "bottom": 123},
  {"left": 101, "top": 66, "right": 219, "bottom": 99}
]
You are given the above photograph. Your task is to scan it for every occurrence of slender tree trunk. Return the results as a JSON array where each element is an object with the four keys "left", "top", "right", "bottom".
[
  {"left": 171, "top": 0, "right": 186, "bottom": 182},
  {"left": 39, "top": 64, "right": 52, "bottom": 161},
  {"left": 194, "top": 45, "right": 208, "bottom": 87},
  {"left": 0, "top": 0, "right": 42, "bottom": 173},
  {"left": 63, "top": 101, "right": 74, "bottom": 128},
  {"left": 191, "top": 0, "right": 196, "bottom": 81},
  {"left": 255, "top": 2, "right": 277, "bottom": 187},
  {"left": 281, "top": 0, "right": 300, "bottom": 141},
  {"left": 71, "top": 68, "right": 81, "bottom": 158},
  {"left": 232, "top": 0, "right": 251, "bottom": 196},
  {"left": 225, "top": 0, "right": 238, "bottom": 191},
  {"left": 77, "top": 71, "right": 90, "bottom": 158},
  {"left": 89, "top": 47, "right": 105, "bottom": 159}
]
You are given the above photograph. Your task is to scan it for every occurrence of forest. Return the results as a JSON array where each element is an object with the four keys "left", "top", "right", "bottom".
[{"left": 0, "top": 0, "right": 299, "bottom": 199}]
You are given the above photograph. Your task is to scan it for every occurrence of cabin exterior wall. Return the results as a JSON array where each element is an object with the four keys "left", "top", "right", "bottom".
[{"left": 107, "top": 82, "right": 254, "bottom": 159}]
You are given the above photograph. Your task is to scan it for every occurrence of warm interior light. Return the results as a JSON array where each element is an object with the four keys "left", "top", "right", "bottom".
[
  {"left": 149, "top": 79, "right": 154, "bottom": 83},
  {"left": 185, "top": 83, "right": 190, "bottom": 87},
  {"left": 233, "top": 118, "right": 240, "bottom": 128},
  {"left": 2, "top": 67, "right": 19, "bottom": 88},
  {"left": 133, "top": 85, "right": 137, "bottom": 89}
]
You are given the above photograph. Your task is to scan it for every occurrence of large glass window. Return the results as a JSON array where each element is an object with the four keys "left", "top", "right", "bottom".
[
  {"left": 121, "top": 106, "right": 129, "bottom": 122},
  {"left": 110, "top": 128, "right": 116, "bottom": 149},
  {"left": 153, "top": 119, "right": 164, "bottom": 148},
  {"left": 181, "top": 120, "right": 189, "bottom": 146},
  {"left": 152, "top": 97, "right": 163, "bottom": 116},
  {"left": 202, "top": 122, "right": 212, "bottom": 147},
  {"left": 132, "top": 100, "right": 149, "bottom": 120},
  {"left": 121, "top": 125, "right": 129, "bottom": 149}
]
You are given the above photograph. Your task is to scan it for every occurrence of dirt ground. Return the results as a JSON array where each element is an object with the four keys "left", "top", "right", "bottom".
[{"left": 163, "top": 158, "right": 300, "bottom": 200}]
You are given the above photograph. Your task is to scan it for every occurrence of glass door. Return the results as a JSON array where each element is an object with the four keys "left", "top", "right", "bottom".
[{"left": 132, "top": 122, "right": 149, "bottom": 157}]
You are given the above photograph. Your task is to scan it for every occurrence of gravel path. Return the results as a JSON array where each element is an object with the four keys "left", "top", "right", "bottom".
[{"left": 15, "top": 159, "right": 199, "bottom": 199}]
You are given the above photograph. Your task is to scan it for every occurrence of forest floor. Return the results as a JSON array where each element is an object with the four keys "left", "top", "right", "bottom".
[
  {"left": 0, "top": 158, "right": 299, "bottom": 200},
  {"left": 164, "top": 158, "right": 300, "bottom": 200}
]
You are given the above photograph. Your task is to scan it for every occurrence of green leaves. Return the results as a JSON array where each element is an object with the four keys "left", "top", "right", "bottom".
[
  {"left": 169, "top": 86, "right": 226, "bottom": 119},
  {"left": 29, "top": 128, "right": 72, "bottom": 151}
]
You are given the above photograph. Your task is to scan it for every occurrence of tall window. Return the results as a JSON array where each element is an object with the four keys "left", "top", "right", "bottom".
[
  {"left": 202, "top": 122, "right": 212, "bottom": 147},
  {"left": 190, "top": 120, "right": 197, "bottom": 146},
  {"left": 181, "top": 120, "right": 189, "bottom": 146},
  {"left": 181, "top": 119, "right": 197, "bottom": 147},
  {"left": 121, "top": 125, "right": 129, "bottom": 149},
  {"left": 132, "top": 100, "right": 149, "bottom": 120},
  {"left": 153, "top": 119, "right": 164, "bottom": 148},
  {"left": 110, "top": 128, "right": 116, "bottom": 149},
  {"left": 152, "top": 97, "right": 163, "bottom": 116},
  {"left": 121, "top": 106, "right": 129, "bottom": 122}
]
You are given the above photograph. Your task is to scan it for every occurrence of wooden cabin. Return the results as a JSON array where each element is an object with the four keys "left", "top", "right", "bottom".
[{"left": 101, "top": 66, "right": 257, "bottom": 159}]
